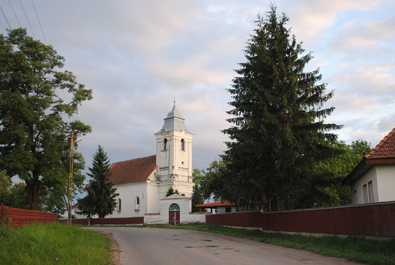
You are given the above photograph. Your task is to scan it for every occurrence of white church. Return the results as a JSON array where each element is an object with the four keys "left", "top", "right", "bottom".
[{"left": 106, "top": 104, "right": 197, "bottom": 222}]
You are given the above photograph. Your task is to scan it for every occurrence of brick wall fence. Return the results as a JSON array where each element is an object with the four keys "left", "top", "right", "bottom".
[
  {"left": 0, "top": 206, "right": 58, "bottom": 226},
  {"left": 206, "top": 201, "right": 395, "bottom": 238}
]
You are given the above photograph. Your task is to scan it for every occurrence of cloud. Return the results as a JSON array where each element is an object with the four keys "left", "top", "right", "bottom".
[{"left": 1, "top": 0, "right": 395, "bottom": 170}]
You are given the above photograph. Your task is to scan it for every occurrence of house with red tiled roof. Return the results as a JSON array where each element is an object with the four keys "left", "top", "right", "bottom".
[
  {"left": 106, "top": 104, "right": 195, "bottom": 219},
  {"left": 343, "top": 128, "right": 395, "bottom": 204},
  {"left": 195, "top": 201, "right": 237, "bottom": 213}
]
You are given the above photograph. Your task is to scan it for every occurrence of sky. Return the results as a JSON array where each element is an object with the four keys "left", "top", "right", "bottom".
[{"left": 1, "top": 0, "right": 395, "bottom": 173}]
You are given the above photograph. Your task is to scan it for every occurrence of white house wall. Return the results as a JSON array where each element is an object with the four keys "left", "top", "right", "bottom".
[
  {"left": 351, "top": 167, "right": 378, "bottom": 204},
  {"left": 375, "top": 165, "right": 395, "bottom": 202}
]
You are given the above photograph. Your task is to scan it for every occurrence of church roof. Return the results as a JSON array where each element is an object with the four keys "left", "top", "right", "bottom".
[
  {"left": 343, "top": 128, "right": 395, "bottom": 185},
  {"left": 109, "top": 155, "right": 156, "bottom": 185},
  {"left": 156, "top": 104, "right": 192, "bottom": 134}
]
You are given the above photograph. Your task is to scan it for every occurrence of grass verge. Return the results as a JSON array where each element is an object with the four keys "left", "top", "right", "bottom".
[
  {"left": 0, "top": 222, "right": 113, "bottom": 265},
  {"left": 151, "top": 224, "right": 395, "bottom": 265}
]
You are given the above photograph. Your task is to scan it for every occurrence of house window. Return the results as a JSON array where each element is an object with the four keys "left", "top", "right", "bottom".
[
  {"left": 353, "top": 190, "right": 357, "bottom": 204},
  {"left": 363, "top": 184, "right": 368, "bottom": 203},
  {"left": 163, "top": 139, "right": 168, "bottom": 150},
  {"left": 117, "top": 198, "right": 121, "bottom": 212},
  {"left": 368, "top": 181, "right": 374, "bottom": 203},
  {"left": 225, "top": 207, "right": 232, "bottom": 213},
  {"left": 135, "top": 196, "right": 140, "bottom": 211},
  {"left": 181, "top": 139, "right": 185, "bottom": 151}
]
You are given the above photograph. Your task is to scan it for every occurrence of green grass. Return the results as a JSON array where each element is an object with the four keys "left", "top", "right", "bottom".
[
  {"left": 0, "top": 222, "right": 113, "bottom": 265},
  {"left": 153, "top": 224, "right": 395, "bottom": 265}
]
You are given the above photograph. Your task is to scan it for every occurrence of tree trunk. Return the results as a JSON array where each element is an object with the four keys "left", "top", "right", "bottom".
[
  {"left": 25, "top": 173, "right": 41, "bottom": 211},
  {"left": 26, "top": 182, "right": 40, "bottom": 210}
]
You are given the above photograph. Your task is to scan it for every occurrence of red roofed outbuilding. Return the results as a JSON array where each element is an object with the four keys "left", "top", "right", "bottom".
[{"left": 195, "top": 201, "right": 237, "bottom": 214}]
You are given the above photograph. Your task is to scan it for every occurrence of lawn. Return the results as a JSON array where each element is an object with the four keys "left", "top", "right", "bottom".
[{"left": 0, "top": 222, "right": 113, "bottom": 265}]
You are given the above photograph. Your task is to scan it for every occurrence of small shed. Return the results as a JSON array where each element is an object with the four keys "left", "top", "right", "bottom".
[{"left": 195, "top": 201, "right": 237, "bottom": 214}]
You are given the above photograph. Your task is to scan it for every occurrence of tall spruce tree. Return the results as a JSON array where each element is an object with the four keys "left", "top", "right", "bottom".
[
  {"left": 78, "top": 146, "right": 118, "bottom": 218},
  {"left": 222, "top": 6, "right": 342, "bottom": 211},
  {"left": 0, "top": 28, "right": 92, "bottom": 210}
]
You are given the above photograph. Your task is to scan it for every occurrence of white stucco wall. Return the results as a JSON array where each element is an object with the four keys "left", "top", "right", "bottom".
[
  {"left": 110, "top": 182, "right": 147, "bottom": 218},
  {"left": 375, "top": 165, "right": 395, "bottom": 202},
  {"left": 143, "top": 195, "right": 206, "bottom": 224},
  {"left": 146, "top": 181, "right": 160, "bottom": 213},
  {"left": 351, "top": 166, "right": 379, "bottom": 204},
  {"left": 351, "top": 165, "right": 395, "bottom": 204},
  {"left": 217, "top": 206, "right": 237, "bottom": 214}
]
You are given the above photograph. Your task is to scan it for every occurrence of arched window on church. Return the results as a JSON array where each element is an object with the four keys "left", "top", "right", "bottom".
[
  {"left": 164, "top": 138, "right": 168, "bottom": 150},
  {"left": 181, "top": 139, "right": 185, "bottom": 151},
  {"left": 117, "top": 198, "right": 121, "bottom": 212},
  {"left": 135, "top": 196, "right": 140, "bottom": 211}
]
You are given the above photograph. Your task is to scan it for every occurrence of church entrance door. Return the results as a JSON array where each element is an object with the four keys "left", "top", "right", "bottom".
[{"left": 169, "top": 203, "right": 180, "bottom": 225}]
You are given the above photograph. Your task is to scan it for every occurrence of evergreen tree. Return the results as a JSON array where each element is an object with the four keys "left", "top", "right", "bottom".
[
  {"left": 0, "top": 29, "right": 92, "bottom": 210},
  {"left": 222, "top": 6, "right": 342, "bottom": 211},
  {"left": 165, "top": 187, "right": 179, "bottom": 197},
  {"left": 78, "top": 146, "right": 118, "bottom": 218}
]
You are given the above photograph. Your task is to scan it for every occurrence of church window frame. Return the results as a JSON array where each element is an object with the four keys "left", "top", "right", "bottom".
[
  {"left": 135, "top": 196, "right": 140, "bottom": 211},
  {"left": 181, "top": 139, "right": 185, "bottom": 151},
  {"left": 117, "top": 198, "right": 122, "bottom": 212},
  {"left": 164, "top": 138, "right": 168, "bottom": 150}
]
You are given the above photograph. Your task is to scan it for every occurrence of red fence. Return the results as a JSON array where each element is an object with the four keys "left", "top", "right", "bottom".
[
  {"left": 59, "top": 217, "right": 144, "bottom": 225},
  {"left": 206, "top": 201, "right": 395, "bottom": 238},
  {"left": 0, "top": 206, "right": 58, "bottom": 226}
]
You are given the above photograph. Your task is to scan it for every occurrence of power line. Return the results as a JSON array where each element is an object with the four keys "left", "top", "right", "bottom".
[
  {"left": 8, "top": 0, "right": 21, "bottom": 28},
  {"left": 0, "top": 5, "right": 12, "bottom": 30},
  {"left": 19, "top": 0, "right": 35, "bottom": 39},
  {"left": 31, "top": 0, "right": 47, "bottom": 44}
]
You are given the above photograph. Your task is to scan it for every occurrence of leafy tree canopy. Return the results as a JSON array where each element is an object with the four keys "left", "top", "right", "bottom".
[
  {"left": 0, "top": 28, "right": 92, "bottom": 211},
  {"left": 0, "top": 171, "right": 11, "bottom": 204},
  {"left": 77, "top": 146, "right": 118, "bottom": 219},
  {"left": 297, "top": 140, "right": 372, "bottom": 208},
  {"left": 191, "top": 169, "right": 205, "bottom": 212}
]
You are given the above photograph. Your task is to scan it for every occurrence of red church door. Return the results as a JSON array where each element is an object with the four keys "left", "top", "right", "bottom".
[
  {"left": 169, "top": 211, "right": 180, "bottom": 225},
  {"left": 169, "top": 203, "right": 180, "bottom": 225}
]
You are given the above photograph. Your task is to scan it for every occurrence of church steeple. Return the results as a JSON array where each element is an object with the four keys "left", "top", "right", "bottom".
[
  {"left": 154, "top": 103, "right": 194, "bottom": 198},
  {"left": 156, "top": 103, "right": 192, "bottom": 134}
]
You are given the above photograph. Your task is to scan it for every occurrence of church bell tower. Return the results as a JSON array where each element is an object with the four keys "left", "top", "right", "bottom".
[{"left": 155, "top": 103, "right": 194, "bottom": 198}]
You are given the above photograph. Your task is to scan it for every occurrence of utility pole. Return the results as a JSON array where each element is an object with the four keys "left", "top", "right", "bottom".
[{"left": 67, "top": 131, "right": 81, "bottom": 225}]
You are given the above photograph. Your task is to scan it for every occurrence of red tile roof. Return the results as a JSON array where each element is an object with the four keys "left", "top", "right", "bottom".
[
  {"left": 343, "top": 128, "right": 395, "bottom": 185},
  {"left": 195, "top": 201, "right": 235, "bottom": 208},
  {"left": 364, "top": 128, "right": 395, "bottom": 160},
  {"left": 109, "top": 155, "right": 156, "bottom": 185}
]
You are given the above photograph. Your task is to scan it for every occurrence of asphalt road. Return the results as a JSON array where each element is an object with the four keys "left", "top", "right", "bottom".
[{"left": 85, "top": 227, "right": 363, "bottom": 265}]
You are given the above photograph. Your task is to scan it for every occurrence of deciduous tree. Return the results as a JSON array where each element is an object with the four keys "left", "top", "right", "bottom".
[
  {"left": 296, "top": 140, "right": 371, "bottom": 208},
  {"left": 0, "top": 28, "right": 92, "bottom": 210},
  {"left": 191, "top": 169, "right": 205, "bottom": 212}
]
